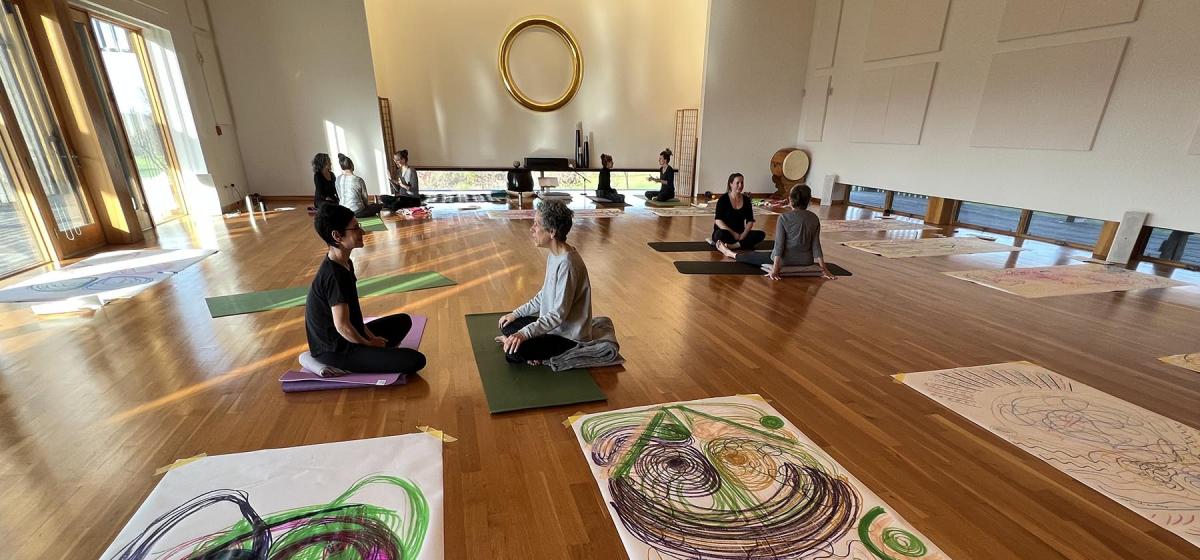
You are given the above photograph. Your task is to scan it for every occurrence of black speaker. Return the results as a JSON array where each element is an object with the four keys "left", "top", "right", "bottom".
[{"left": 524, "top": 157, "right": 571, "bottom": 171}]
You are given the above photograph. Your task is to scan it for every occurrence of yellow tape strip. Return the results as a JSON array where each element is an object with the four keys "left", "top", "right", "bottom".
[
  {"left": 562, "top": 411, "right": 586, "bottom": 428},
  {"left": 735, "top": 393, "right": 769, "bottom": 403},
  {"left": 417, "top": 425, "right": 458, "bottom": 443},
  {"left": 892, "top": 373, "right": 907, "bottom": 384},
  {"left": 154, "top": 453, "right": 207, "bottom": 476}
]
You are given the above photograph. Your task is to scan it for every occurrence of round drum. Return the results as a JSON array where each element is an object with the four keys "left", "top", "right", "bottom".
[{"left": 770, "top": 148, "right": 810, "bottom": 183}]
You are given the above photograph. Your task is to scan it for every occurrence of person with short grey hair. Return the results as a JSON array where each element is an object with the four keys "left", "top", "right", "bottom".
[{"left": 496, "top": 201, "right": 594, "bottom": 364}]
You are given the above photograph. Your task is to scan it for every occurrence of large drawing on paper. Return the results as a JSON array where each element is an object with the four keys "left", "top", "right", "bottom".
[
  {"left": 842, "top": 237, "right": 1021, "bottom": 258},
  {"left": 897, "top": 362, "right": 1200, "bottom": 547},
  {"left": 1160, "top": 353, "right": 1200, "bottom": 374},
  {"left": 101, "top": 434, "right": 444, "bottom": 559},
  {"left": 572, "top": 395, "right": 949, "bottom": 559},
  {"left": 944, "top": 264, "right": 1186, "bottom": 298},
  {"left": 820, "top": 219, "right": 938, "bottom": 232}
]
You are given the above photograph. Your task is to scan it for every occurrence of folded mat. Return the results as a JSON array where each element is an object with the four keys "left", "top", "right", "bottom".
[
  {"left": 641, "top": 197, "right": 686, "bottom": 207},
  {"left": 357, "top": 216, "right": 388, "bottom": 231},
  {"left": 465, "top": 312, "right": 606, "bottom": 413},
  {"left": 279, "top": 370, "right": 407, "bottom": 392},
  {"left": 584, "top": 194, "right": 631, "bottom": 206},
  {"left": 206, "top": 272, "right": 455, "bottom": 317},
  {"left": 674, "top": 260, "right": 852, "bottom": 276},
  {"left": 648, "top": 240, "right": 776, "bottom": 252}
]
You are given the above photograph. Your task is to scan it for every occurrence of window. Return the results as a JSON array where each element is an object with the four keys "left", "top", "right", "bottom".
[
  {"left": 891, "top": 191, "right": 928, "bottom": 216},
  {"left": 848, "top": 186, "right": 885, "bottom": 208},
  {"left": 0, "top": 148, "right": 44, "bottom": 276},
  {"left": 1144, "top": 228, "right": 1199, "bottom": 267},
  {"left": 955, "top": 201, "right": 1022, "bottom": 232},
  {"left": 1026, "top": 211, "right": 1103, "bottom": 247},
  {"left": 419, "top": 170, "right": 508, "bottom": 191}
]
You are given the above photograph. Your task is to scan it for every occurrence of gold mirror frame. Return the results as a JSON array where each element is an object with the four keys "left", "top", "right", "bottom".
[{"left": 498, "top": 16, "right": 583, "bottom": 112}]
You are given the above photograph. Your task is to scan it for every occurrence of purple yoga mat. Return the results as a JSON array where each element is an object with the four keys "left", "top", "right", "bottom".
[
  {"left": 278, "top": 314, "right": 425, "bottom": 393},
  {"left": 279, "top": 370, "right": 407, "bottom": 393}
]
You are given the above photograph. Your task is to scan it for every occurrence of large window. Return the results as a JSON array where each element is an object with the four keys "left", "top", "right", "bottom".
[
  {"left": 1026, "top": 211, "right": 1104, "bottom": 247},
  {"left": 416, "top": 169, "right": 659, "bottom": 191},
  {"left": 0, "top": 147, "right": 44, "bottom": 276},
  {"left": 955, "top": 201, "right": 1022, "bottom": 232},
  {"left": 848, "top": 186, "right": 886, "bottom": 208},
  {"left": 1144, "top": 228, "right": 1199, "bottom": 267},
  {"left": 419, "top": 170, "right": 507, "bottom": 191},
  {"left": 891, "top": 191, "right": 928, "bottom": 216}
]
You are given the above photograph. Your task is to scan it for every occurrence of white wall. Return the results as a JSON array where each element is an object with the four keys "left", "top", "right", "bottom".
[
  {"left": 208, "top": 0, "right": 387, "bottom": 196},
  {"left": 364, "top": 0, "right": 708, "bottom": 169},
  {"left": 82, "top": 0, "right": 248, "bottom": 213},
  {"left": 803, "top": 0, "right": 1200, "bottom": 232},
  {"left": 696, "top": 0, "right": 814, "bottom": 194}
]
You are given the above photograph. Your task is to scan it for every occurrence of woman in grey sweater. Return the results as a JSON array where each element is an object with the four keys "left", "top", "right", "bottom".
[
  {"left": 717, "top": 184, "right": 836, "bottom": 280},
  {"left": 497, "top": 201, "right": 594, "bottom": 364},
  {"left": 335, "top": 154, "right": 383, "bottom": 218}
]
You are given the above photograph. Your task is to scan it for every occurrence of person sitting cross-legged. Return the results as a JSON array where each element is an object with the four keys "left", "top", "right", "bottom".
[
  {"left": 717, "top": 183, "right": 836, "bottom": 280},
  {"left": 496, "top": 201, "right": 594, "bottom": 365},
  {"left": 304, "top": 204, "right": 427, "bottom": 374}
]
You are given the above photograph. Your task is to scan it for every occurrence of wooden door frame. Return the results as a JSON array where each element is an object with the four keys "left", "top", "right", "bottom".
[
  {"left": 4, "top": 0, "right": 107, "bottom": 256},
  {"left": 0, "top": 86, "right": 56, "bottom": 273}
]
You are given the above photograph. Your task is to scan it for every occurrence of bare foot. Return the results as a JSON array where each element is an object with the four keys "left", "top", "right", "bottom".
[
  {"left": 494, "top": 335, "right": 504, "bottom": 344},
  {"left": 716, "top": 242, "right": 737, "bottom": 259}
]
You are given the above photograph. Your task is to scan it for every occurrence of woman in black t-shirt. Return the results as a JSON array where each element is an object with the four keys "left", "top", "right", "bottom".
[
  {"left": 712, "top": 172, "right": 765, "bottom": 250},
  {"left": 644, "top": 148, "right": 675, "bottom": 201},
  {"left": 304, "top": 204, "right": 426, "bottom": 375},
  {"left": 312, "top": 153, "right": 339, "bottom": 208}
]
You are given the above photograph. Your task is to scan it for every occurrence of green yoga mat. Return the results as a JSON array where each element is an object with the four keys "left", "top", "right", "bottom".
[
  {"left": 465, "top": 312, "right": 606, "bottom": 414},
  {"left": 358, "top": 216, "right": 387, "bottom": 231},
  {"left": 206, "top": 271, "right": 455, "bottom": 317}
]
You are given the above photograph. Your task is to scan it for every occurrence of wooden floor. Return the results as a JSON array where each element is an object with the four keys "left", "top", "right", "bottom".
[{"left": 2, "top": 199, "right": 1199, "bottom": 559}]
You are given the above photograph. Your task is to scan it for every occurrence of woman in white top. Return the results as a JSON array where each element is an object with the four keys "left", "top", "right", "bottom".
[
  {"left": 335, "top": 154, "right": 383, "bottom": 218},
  {"left": 497, "top": 201, "right": 593, "bottom": 365}
]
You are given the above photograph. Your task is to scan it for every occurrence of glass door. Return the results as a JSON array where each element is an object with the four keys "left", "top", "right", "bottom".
[
  {"left": 87, "top": 15, "right": 186, "bottom": 224},
  {"left": 69, "top": 8, "right": 152, "bottom": 231},
  {"left": 0, "top": 0, "right": 104, "bottom": 256},
  {"left": 0, "top": 107, "right": 48, "bottom": 276}
]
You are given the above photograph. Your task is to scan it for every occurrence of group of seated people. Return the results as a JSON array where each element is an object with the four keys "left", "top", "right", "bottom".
[
  {"left": 306, "top": 199, "right": 599, "bottom": 377},
  {"left": 303, "top": 148, "right": 833, "bottom": 379},
  {"left": 311, "top": 150, "right": 422, "bottom": 218}
]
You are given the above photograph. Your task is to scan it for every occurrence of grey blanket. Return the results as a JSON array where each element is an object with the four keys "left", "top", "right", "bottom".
[{"left": 547, "top": 316, "right": 624, "bottom": 372}]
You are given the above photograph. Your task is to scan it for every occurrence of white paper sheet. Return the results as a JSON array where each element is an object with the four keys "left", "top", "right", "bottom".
[
  {"left": 571, "top": 395, "right": 950, "bottom": 559},
  {"left": 100, "top": 433, "right": 444, "bottom": 559}
]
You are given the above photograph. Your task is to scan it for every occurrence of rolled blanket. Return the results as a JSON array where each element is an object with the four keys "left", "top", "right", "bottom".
[
  {"left": 547, "top": 316, "right": 625, "bottom": 372},
  {"left": 298, "top": 351, "right": 350, "bottom": 378}
]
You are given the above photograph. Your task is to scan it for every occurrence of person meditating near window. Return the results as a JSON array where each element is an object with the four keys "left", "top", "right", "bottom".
[
  {"left": 335, "top": 154, "right": 383, "bottom": 218},
  {"left": 712, "top": 172, "right": 765, "bottom": 251},
  {"left": 496, "top": 201, "right": 593, "bottom": 365},
  {"left": 305, "top": 204, "right": 427, "bottom": 374},
  {"left": 381, "top": 149, "right": 422, "bottom": 210},
  {"left": 643, "top": 148, "right": 675, "bottom": 202},
  {"left": 312, "top": 152, "right": 338, "bottom": 208},
  {"left": 717, "top": 184, "right": 836, "bottom": 280},
  {"left": 595, "top": 153, "right": 625, "bottom": 203}
]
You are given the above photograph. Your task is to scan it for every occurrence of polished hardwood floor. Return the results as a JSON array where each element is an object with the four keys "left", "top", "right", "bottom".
[{"left": 2, "top": 198, "right": 1198, "bottom": 559}]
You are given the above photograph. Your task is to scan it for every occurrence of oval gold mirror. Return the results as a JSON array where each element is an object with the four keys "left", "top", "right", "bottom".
[{"left": 498, "top": 16, "right": 583, "bottom": 112}]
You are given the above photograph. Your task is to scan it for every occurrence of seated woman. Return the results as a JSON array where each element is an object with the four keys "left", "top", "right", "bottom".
[
  {"left": 595, "top": 154, "right": 625, "bottom": 203},
  {"left": 312, "top": 152, "right": 338, "bottom": 208},
  {"left": 496, "top": 201, "right": 593, "bottom": 365},
  {"left": 335, "top": 154, "right": 383, "bottom": 218},
  {"left": 381, "top": 149, "right": 422, "bottom": 210},
  {"left": 305, "top": 204, "right": 427, "bottom": 374},
  {"left": 712, "top": 173, "right": 766, "bottom": 250},
  {"left": 717, "top": 184, "right": 836, "bottom": 280},
  {"left": 643, "top": 148, "right": 676, "bottom": 201}
]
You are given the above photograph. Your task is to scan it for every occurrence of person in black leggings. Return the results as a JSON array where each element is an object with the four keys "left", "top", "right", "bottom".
[
  {"left": 644, "top": 148, "right": 676, "bottom": 201},
  {"left": 712, "top": 172, "right": 765, "bottom": 250},
  {"left": 312, "top": 153, "right": 338, "bottom": 208},
  {"left": 304, "top": 204, "right": 426, "bottom": 374},
  {"left": 496, "top": 201, "right": 594, "bottom": 364}
]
